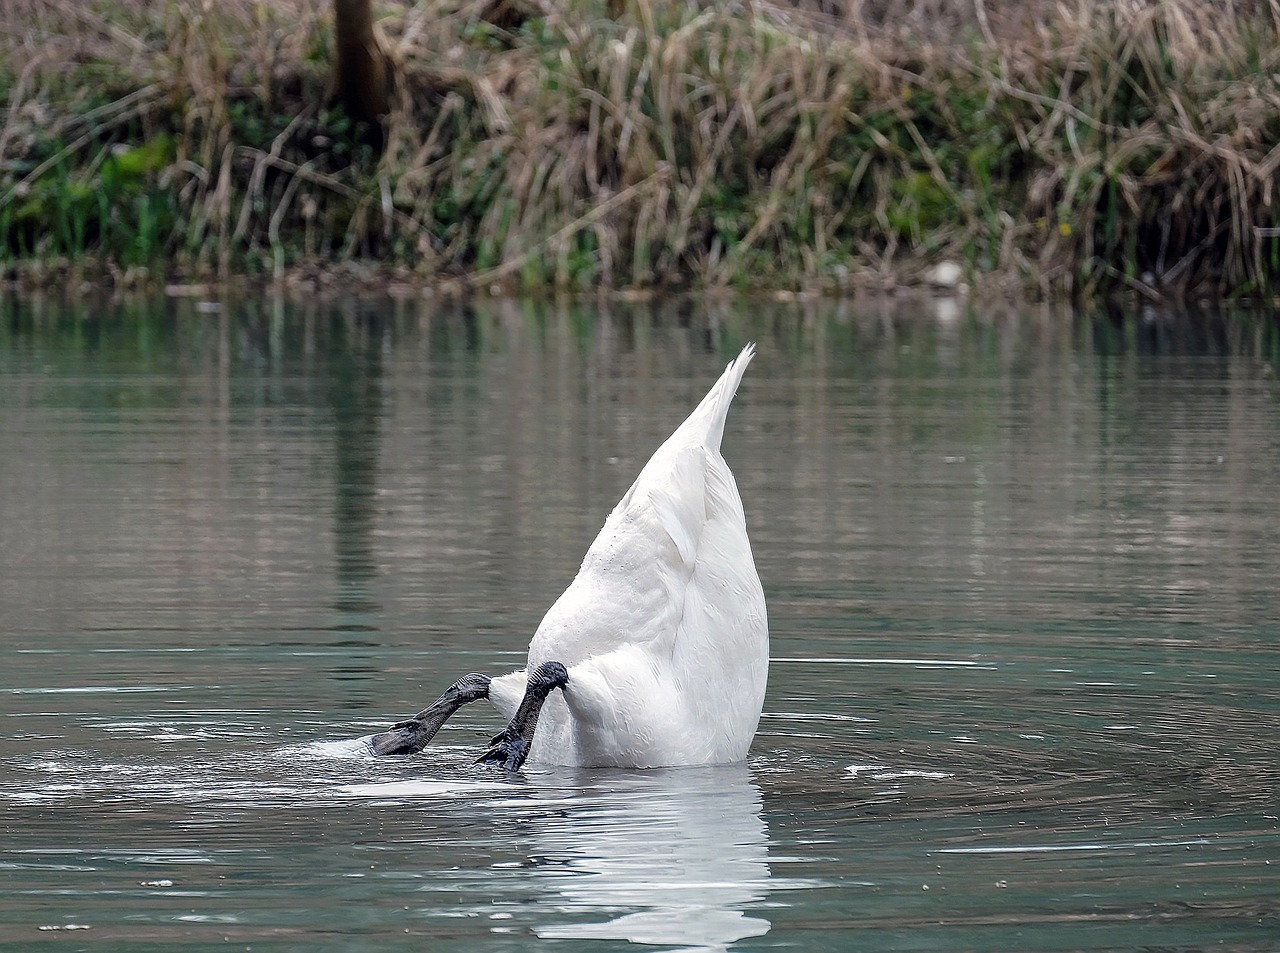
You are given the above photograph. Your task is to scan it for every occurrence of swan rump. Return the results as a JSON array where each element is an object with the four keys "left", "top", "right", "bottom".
[{"left": 372, "top": 345, "right": 767, "bottom": 769}]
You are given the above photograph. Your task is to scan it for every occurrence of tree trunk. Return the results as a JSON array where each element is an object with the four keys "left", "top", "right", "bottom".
[{"left": 332, "top": 0, "right": 393, "bottom": 129}]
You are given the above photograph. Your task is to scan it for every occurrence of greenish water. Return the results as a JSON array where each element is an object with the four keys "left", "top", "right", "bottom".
[{"left": 1, "top": 295, "right": 1278, "bottom": 952}]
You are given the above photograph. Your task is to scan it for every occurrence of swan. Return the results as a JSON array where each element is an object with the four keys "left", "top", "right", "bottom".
[{"left": 370, "top": 344, "right": 767, "bottom": 769}]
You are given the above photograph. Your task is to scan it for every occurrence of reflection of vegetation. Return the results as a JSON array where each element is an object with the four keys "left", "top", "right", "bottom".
[
  {"left": 6, "top": 295, "right": 1276, "bottom": 391},
  {"left": 3, "top": 2, "right": 1279, "bottom": 297}
]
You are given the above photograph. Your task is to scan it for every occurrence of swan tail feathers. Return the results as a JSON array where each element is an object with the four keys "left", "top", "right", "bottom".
[{"left": 674, "top": 343, "right": 755, "bottom": 451}]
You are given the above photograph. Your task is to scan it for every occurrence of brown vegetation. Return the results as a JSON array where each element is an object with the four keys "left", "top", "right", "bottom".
[{"left": 2, "top": 0, "right": 1279, "bottom": 299}]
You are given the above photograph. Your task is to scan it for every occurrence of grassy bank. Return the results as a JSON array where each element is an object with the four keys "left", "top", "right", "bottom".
[{"left": 3, "top": 0, "right": 1279, "bottom": 300}]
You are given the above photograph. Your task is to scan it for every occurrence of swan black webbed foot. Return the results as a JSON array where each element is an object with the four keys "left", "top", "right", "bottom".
[
  {"left": 369, "top": 672, "right": 492, "bottom": 756},
  {"left": 477, "top": 661, "right": 569, "bottom": 772}
]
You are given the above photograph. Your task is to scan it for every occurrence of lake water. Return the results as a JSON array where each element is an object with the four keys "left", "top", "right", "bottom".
[{"left": 1, "top": 293, "right": 1278, "bottom": 952}]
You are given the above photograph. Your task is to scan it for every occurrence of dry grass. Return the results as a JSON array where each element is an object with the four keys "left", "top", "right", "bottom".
[{"left": 2, "top": 0, "right": 1279, "bottom": 298}]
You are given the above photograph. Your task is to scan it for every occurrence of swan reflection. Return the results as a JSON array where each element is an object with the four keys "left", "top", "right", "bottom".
[{"left": 528, "top": 763, "right": 770, "bottom": 951}]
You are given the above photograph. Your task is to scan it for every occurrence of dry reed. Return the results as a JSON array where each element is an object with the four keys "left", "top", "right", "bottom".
[{"left": 2, "top": 0, "right": 1279, "bottom": 298}]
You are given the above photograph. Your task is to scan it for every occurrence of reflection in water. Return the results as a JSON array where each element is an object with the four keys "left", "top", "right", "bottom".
[
  {"left": 334, "top": 762, "right": 773, "bottom": 950},
  {"left": 325, "top": 304, "right": 386, "bottom": 699},
  {"left": 329, "top": 303, "right": 385, "bottom": 630},
  {"left": 530, "top": 766, "right": 771, "bottom": 950}
]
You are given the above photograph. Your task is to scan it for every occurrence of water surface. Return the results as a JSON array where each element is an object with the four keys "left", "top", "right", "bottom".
[{"left": 2, "top": 295, "right": 1278, "bottom": 951}]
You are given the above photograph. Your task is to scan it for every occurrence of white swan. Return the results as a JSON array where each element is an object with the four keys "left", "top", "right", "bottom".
[{"left": 371, "top": 344, "right": 767, "bottom": 769}]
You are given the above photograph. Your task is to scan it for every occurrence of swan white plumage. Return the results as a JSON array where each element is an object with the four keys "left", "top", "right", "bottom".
[{"left": 370, "top": 344, "right": 767, "bottom": 769}]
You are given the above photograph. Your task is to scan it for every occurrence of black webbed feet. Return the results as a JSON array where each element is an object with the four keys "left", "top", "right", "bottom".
[
  {"left": 370, "top": 718, "right": 431, "bottom": 756},
  {"left": 476, "top": 661, "right": 568, "bottom": 772},
  {"left": 476, "top": 725, "right": 531, "bottom": 772},
  {"left": 369, "top": 672, "right": 491, "bottom": 756}
]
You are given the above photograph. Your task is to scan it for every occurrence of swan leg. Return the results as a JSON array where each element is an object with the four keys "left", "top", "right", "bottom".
[
  {"left": 476, "top": 662, "right": 569, "bottom": 771},
  {"left": 369, "top": 672, "right": 491, "bottom": 755}
]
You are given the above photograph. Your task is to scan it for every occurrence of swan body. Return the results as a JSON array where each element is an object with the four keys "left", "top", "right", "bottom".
[{"left": 486, "top": 344, "right": 768, "bottom": 768}]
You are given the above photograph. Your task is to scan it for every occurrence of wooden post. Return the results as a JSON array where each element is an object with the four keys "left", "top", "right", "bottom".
[{"left": 332, "top": 0, "right": 393, "bottom": 129}]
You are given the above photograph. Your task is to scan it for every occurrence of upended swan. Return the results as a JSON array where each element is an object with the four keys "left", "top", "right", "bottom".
[{"left": 370, "top": 344, "right": 767, "bottom": 770}]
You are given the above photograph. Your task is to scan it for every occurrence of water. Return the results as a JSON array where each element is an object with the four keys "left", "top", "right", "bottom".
[{"left": 1, "top": 294, "right": 1278, "bottom": 951}]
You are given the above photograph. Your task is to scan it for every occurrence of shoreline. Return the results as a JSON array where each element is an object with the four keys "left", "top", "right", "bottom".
[{"left": 1, "top": 253, "right": 982, "bottom": 302}]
